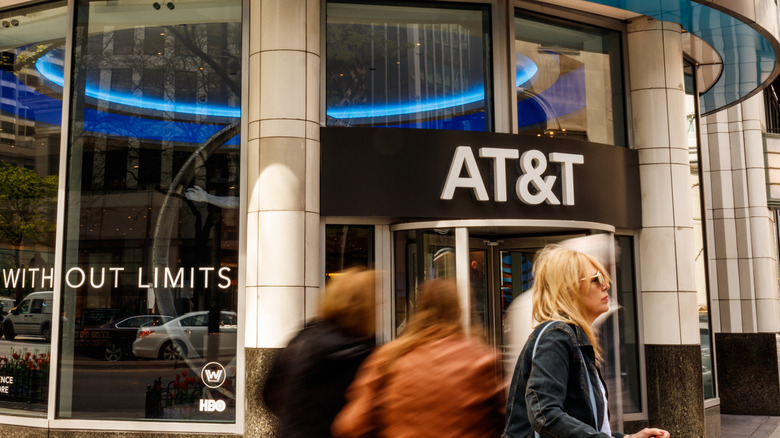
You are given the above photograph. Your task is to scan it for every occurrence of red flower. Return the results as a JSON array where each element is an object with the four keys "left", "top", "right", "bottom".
[
  {"left": 12, "top": 353, "right": 19, "bottom": 360},
  {"left": 186, "top": 377, "right": 196, "bottom": 384},
  {"left": 181, "top": 370, "right": 187, "bottom": 377}
]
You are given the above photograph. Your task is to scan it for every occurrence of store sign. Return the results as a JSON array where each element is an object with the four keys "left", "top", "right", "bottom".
[
  {"left": 441, "top": 147, "right": 583, "bottom": 205},
  {"left": 2, "top": 266, "right": 233, "bottom": 290},
  {"left": 321, "top": 127, "right": 641, "bottom": 228}
]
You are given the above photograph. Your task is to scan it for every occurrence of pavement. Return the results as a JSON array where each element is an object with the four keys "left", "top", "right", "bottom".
[{"left": 721, "top": 415, "right": 780, "bottom": 438}]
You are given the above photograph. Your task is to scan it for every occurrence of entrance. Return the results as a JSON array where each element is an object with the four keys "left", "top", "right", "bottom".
[{"left": 390, "top": 222, "right": 640, "bottom": 431}]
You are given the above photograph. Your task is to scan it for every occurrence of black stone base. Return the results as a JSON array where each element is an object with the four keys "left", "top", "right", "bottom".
[
  {"left": 645, "top": 344, "right": 705, "bottom": 437},
  {"left": 245, "top": 347, "right": 282, "bottom": 437},
  {"left": 715, "top": 333, "right": 780, "bottom": 415}
]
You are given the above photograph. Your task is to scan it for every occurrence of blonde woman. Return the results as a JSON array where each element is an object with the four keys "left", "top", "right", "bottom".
[
  {"left": 262, "top": 269, "right": 377, "bottom": 438},
  {"left": 332, "top": 278, "right": 505, "bottom": 438},
  {"left": 502, "top": 245, "right": 669, "bottom": 438}
]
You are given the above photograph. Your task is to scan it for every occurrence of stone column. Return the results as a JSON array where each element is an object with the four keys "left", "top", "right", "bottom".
[
  {"left": 628, "top": 17, "right": 705, "bottom": 437},
  {"left": 244, "top": 1, "right": 321, "bottom": 436},
  {"left": 703, "top": 94, "right": 780, "bottom": 415}
]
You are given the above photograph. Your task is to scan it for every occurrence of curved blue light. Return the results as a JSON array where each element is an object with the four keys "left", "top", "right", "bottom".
[
  {"left": 588, "top": 0, "right": 779, "bottom": 114},
  {"left": 328, "top": 55, "right": 540, "bottom": 120},
  {"left": 35, "top": 50, "right": 240, "bottom": 118},
  {"left": 515, "top": 53, "right": 538, "bottom": 87}
]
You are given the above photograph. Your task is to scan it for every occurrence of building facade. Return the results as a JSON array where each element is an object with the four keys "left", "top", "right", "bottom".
[{"left": 0, "top": 0, "right": 778, "bottom": 437}]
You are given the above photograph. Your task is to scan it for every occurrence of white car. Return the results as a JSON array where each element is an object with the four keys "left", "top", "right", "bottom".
[
  {"left": 132, "top": 310, "right": 237, "bottom": 360},
  {"left": 4, "top": 291, "right": 53, "bottom": 340}
]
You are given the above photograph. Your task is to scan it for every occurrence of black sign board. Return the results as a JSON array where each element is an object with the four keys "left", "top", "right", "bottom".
[
  {"left": 0, "top": 51, "right": 13, "bottom": 72},
  {"left": 321, "top": 127, "right": 641, "bottom": 229}
]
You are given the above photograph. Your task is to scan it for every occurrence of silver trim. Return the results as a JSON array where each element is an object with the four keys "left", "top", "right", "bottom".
[{"left": 390, "top": 219, "right": 616, "bottom": 233}]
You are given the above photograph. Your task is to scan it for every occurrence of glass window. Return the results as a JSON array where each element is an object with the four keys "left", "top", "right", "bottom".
[
  {"left": 0, "top": 1, "right": 67, "bottom": 416},
  {"left": 58, "top": 0, "right": 242, "bottom": 422},
  {"left": 326, "top": 1, "right": 493, "bottom": 131},
  {"left": 393, "top": 229, "right": 455, "bottom": 336},
  {"left": 614, "top": 235, "right": 642, "bottom": 413},
  {"left": 686, "top": 64, "right": 714, "bottom": 399},
  {"left": 325, "top": 225, "right": 375, "bottom": 280},
  {"left": 514, "top": 13, "right": 625, "bottom": 146}
]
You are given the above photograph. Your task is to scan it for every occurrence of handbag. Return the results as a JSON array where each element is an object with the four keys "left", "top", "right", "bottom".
[{"left": 531, "top": 321, "right": 598, "bottom": 438}]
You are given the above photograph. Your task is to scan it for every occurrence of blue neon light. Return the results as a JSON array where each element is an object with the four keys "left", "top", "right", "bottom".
[
  {"left": 327, "top": 55, "right": 540, "bottom": 121},
  {"left": 35, "top": 50, "right": 240, "bottom": 118}
]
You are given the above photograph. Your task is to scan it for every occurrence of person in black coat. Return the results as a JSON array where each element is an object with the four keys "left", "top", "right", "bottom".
[{"left": 262, "top": 269, "right": 377, "bottom": 438}]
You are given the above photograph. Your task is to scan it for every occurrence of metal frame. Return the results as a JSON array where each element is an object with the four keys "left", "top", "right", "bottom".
[{"left": 0, "top": 0, "right": 249, "bottom": 433}]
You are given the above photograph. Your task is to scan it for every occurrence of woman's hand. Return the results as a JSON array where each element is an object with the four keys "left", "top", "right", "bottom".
[{"left": 629, "top": 428, "right": 670, "bottom": 438}]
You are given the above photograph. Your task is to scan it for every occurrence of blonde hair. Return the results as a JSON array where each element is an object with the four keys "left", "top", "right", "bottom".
[
  {"left": 531, "top": 244, "right": 611, "bottom": 361},
  {"left": 377, "top": 278, "right": 464, "bottom": 374},
  {"left": 320, "top": 268, "right": 377, "bottom": 338}
]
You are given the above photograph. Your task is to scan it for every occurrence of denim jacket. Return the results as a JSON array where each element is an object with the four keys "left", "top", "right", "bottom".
[{"left": 502, "top": 321, "right": 625, "bottom": 438}]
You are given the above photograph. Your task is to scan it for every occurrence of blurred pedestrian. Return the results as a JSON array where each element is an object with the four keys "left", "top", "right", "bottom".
[
  {"left": 262, "top": 268, "right": 377, "bottom": 438},
  {"left": 332, "top": 278, "right": 505, "bottom": 438},
  {"left": 502, "top": 244, "right": 669, "bottom": 438}
]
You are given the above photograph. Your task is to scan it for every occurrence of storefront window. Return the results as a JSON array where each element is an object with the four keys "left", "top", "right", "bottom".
[
  {"left": 0, "top": 1, "right": 67, "bottom": 416},
  {"left": 393, "top": 229, "right": 455, "bottom": 335},
  {"left": 686, "top": 65, "right": 714, "bottom": 399},
  {"left": 326, "top": 1, "right": 493, "bottom": 131},
  {"left": 58, "top": 0, "right": 242, "bottom": 421},
  {"left": 325, "top": 225, "right": 375, "bottom": 280},
  {"left": 614, "top": 235, "right": 642, "bottom": 413},
  {"left": 514, "top": 13, "right": 625, "bottom": 146}
]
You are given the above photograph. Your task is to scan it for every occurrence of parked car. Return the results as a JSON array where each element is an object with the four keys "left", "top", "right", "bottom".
[
  {"left": 76, "top": 314, "right": 173, "bottom": 361},
  {"left": 4, "top": 291, "right": 53, "bottom": 340},
  {"left": 132, "top": 310, "right": 237, "bottom": 360}
]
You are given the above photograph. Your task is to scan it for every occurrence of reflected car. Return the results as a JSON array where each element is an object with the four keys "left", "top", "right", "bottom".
[
  {"left": 132, "top": 311, "right": 238, "bottom": 360},
  {"left": 76, "top": 315, "right": 173, "bottom": 361},
  {"left": 3, "top": 291, "right": 53, "bottom": 340}
]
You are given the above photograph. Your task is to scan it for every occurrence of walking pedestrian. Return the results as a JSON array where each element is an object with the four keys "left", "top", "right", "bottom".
[{"left": 502, "top": 244, "right": 669, "bottom": 438}]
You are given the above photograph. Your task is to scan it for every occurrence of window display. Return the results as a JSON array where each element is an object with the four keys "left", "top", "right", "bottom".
[
  {"left": 0, "top": 1, "right": 67, "bottom": 416},
  {"left": 57, "top": 0, "right": 242, "bottom": 422},
  {"left": 326, "top": 1, "right": 493, "bottom": 131}
]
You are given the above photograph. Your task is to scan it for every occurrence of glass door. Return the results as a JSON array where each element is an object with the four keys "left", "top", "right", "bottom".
[{"left": 469, "top": 236, "right": 568, "bottom": 374}]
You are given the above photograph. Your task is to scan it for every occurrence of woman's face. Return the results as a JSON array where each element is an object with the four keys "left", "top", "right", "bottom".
[{"left": 580, "top": 263, "right": 610, "bottom": 324}]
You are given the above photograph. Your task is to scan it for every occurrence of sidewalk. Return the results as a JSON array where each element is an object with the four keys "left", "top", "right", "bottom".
[{"left": 721, "top": 415, "right": 780, "bottom": 438}]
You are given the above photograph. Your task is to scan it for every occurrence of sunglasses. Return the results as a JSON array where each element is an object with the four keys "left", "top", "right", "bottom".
[{"left": 580, "top": 271, "right": 608, "bottom": 288}]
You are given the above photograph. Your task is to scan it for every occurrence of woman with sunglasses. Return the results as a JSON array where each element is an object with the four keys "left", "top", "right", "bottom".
[{"left": 502, "top": 244, "right": 670, "bottom": 438}]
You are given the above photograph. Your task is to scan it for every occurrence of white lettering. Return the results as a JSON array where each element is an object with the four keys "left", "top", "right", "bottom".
[
  {"left": 66, "top": 267, "right": 86, "bottom": 288},
  {"left": 28, "top": 268, "right": 39, "bottom": 288},
  {"left": 154, "top": 267, "right": 159, "bottom": 288},
  {"left": 109, "top": 267, "right": 124, "bottom": 288},
  {"left": 479, "top": 147, "right": 519, "bottom": 202},
  {"left": 218, "top": 267, "right": 231, "bottom": 289},
  {"left": 440, "top": 146, "right": 489, "bottom": 201},
  {"left": 516, "top": 150, "right": 559, "bottom": 205},
  {"left": 549, "top": 152, "right": 584, "bottom": 206},
  {"left": 138, "top": 268, "right": 150, "bottom": 289},
  {"left": 0, "top": 376, "right": 14, "bottom": 384},
  {"left": 41, "top": 268, "right": 54, "bottom": 289},
  {"left": 199, "top": 267, "right": 214, "bottom": 286},
  {"left": 89, "top": 267, "right": 106, "bottom": 288},
  {"left": 2, "top": 269, "right": 21, "bottom": 288},
  {"left": 165, "top": 268, "right": 184, "bottom": 288},
  {"left": 0, "top": 386, "right": 7, "bottom": 393},
  {"left": 199, "top": 399, "right": 226, "bottom": 412},
  {"left": 204, "top": 369, "right": 223, "bottom": 382}
]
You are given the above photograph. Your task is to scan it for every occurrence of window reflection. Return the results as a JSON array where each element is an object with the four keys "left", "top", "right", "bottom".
[
  {"left": 515, "top": 13, "right": 625, "bottom": 146},
  {"left": 393, "top": 229, "right": 455, "bottom": 336},
  {"left": 326, "top": 2, "right": 493, "bottom": 131},
  {"left": 0, "top": 1, "right": 67, "bottom": 416},
  {"left": 59, "top": 0, "right": 242, "bottom": 422}
]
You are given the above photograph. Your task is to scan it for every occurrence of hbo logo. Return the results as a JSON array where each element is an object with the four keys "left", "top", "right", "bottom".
[{"left": 199, "top": 399, "right": 226, "bottom": 412}]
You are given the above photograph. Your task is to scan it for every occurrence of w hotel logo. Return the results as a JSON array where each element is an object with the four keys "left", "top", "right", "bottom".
[{"left": 201, "top": 362, "right": 227, "bottom": 388}]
